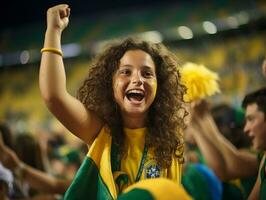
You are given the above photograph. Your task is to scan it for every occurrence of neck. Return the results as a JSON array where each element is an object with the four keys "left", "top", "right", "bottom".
[{"left": 122, "top": 114, "right": 147, "bottom": 129}]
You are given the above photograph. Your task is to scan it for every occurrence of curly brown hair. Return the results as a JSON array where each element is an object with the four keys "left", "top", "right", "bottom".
[{"left": 77, "top": 38, "right": 187, "bottom": 168}]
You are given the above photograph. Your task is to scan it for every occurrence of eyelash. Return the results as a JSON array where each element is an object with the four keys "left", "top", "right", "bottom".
[
  {"left": 120, "top": 69, "right": 130, "bottom": 75},
  {"left": 144, "top": 71, "right": 153, "bottom": 77},
  {"left": 118, "top": 69, "right": 154, "bottom": 78}
]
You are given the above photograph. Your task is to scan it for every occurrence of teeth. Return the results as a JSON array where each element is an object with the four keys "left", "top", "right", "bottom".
[{"left": 127, "top": 89, "right": 144, "bottom": 95}]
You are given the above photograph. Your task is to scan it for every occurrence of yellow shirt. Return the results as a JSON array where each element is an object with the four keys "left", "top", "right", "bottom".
[
  {"left": 118, "top": 127, "right": 182, "bottom": 192},
  {"left": 121, "top": 127, "right": 147, "bottom": 184}
]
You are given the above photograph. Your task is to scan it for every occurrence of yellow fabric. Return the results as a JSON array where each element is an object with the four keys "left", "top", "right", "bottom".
[
  {"left": 87, "top": 126, "right": 182, "bottom": 197},
  {"left": 229, "top": 178, "right": 245, "bottom": 196},
  {"left": 122, "top": 178, "right": 193, "bottom": 200},
  {"left": 86, "top": 126, "right": 117, "bottom": 199},
  {"left": 121, "top": 127, "right": 147, "bottom": 184},
  {"left": 121, "top": 127, "right": 182, "bottom": 189}
]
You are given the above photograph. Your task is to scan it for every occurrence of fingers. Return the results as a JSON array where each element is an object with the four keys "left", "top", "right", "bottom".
[
  {"left": 59, "top": 6, "right": 71, "bottom": 19},
  {"left": 48, "top": 4, "right": 70, "bottom": 18},
  {"left": 0, "top": 141, "right": 19, "bottom": 169},
  {"left": 191, "top": 99, "right": 210, "bottom": 115},
  {"left": 66, "top": 7, "right": 71, "bottom": 17},
  {"left": 46, "top": 4, "right": 70, "bottom": 31}
]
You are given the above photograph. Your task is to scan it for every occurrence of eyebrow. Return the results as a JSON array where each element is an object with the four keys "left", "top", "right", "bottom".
[
  {"left": 119, "top": 64, "right": 155, "bottom": 70},
  {"left": 245, "top": 114, "right": 254, "bottom": 119},
  {"left": 142, "top": 65, "right": 155, "bottom": 70},
  {"left": 118, "top": 64, "right": 132, "bottom": 68}
]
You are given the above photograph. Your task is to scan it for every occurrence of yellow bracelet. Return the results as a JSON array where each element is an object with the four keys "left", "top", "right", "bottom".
[{"left": 40, "top": 47, "right": 63, "bottom": 56}]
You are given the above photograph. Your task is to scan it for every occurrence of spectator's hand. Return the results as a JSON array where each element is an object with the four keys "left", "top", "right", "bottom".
[
  {"left": 0, "top": 134, "right": 21, "bottom": 171},
  {"left": 46, "top": 4, "right": 70, "bottom": 32},
  {"left": 191, "top": 99, "right": 210, "bottom": 119},
  {"left": 186, "top": 99, "right": 212, "bottom": 130}
]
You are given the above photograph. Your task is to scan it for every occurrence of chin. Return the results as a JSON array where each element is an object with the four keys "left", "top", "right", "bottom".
[
  {"left": 254, "top": 144, "right": 263, "bottom": 151},
  {"left": 127, "top": 110, "right": 145, "bottom": 116},
  {"left": 124, "top": 107, "right": 146, "bottom": 116}
]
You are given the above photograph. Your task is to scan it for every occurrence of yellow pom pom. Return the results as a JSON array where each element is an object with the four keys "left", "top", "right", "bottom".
[{"left": 180, "top": 62, "right": 220, "bottom": 102}]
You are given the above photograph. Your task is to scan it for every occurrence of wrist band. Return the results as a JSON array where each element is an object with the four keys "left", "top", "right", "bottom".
[{"left": 41, "top": 47, "right": 63, "bottom": 56}]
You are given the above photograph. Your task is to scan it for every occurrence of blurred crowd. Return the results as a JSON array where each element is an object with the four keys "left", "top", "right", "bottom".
[{"left": 0, "top": 121, "right": 86, "bottom": 200}]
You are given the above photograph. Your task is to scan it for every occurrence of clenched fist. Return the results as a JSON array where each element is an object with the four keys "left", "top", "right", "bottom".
[{"left": 46, "top": 4, "right": 70, "bottom": 32}]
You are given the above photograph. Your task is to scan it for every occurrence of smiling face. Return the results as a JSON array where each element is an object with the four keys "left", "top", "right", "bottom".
[
  {"left": 244, "top": 103, "right": 266, "bottom": 150},
  {"left": 112, "top": 50, "right": 157, "bottom": 127}
]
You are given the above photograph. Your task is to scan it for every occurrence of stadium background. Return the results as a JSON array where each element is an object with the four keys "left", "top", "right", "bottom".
[{"left": 0, "top": 0, "right": 265, "bottom": 132}]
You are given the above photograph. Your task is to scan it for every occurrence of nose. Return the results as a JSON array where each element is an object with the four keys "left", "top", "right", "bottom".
[
  {"left": 131, "top": 71, "right": 143, "bottom": 85},
  {"left": 243, "top": 123, "right": 250, "bottom": 135}
]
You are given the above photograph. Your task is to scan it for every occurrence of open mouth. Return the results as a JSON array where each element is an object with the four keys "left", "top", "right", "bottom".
[
  {"left": 126, "top": 89, "right": 145, "bottom": 102},
  {"left": 248, "top": 136, "right": 255, "bottom": 144}
]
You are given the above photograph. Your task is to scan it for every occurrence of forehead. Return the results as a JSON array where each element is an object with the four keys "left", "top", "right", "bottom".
[
  {"left": 119, "top": 50, "right": 155, "bottom": 69},
  {"left": 245, "top": 103, "right": 264, "bottom": 117}
]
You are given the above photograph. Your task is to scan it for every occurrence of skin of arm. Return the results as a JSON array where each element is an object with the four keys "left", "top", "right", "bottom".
[
  {"left": 190, "top": 100, "right": 259, "bottom": 181},
  {"left": 0, "top": 135, "right": 70, "bottom": 194},
  {"left": 23, "top": 163, "right": 72, "bottom": 194},
  {"left": 247, "top": 154, "right": 265, "bottom": 200},
  {"left": 188, "top": 122, "right": 227, "bottom": 180},
  {"left": 39, "top": 4, "right": 103, "bottom": 145}
]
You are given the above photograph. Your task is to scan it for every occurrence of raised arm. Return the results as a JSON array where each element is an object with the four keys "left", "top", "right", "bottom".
[
  {"left": 39, "top": 4, "right": 103, "bottom": 144},
  {"left": 0, "top": 135, "right": 70, "bottom": 194},
  {"left": 190, "top": 100, "right": 258, "bottom": 180}
]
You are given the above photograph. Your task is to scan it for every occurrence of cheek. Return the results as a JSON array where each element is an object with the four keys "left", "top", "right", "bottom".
[
  {"left": 112, "top": 79, "right": 118, "bottom": 97},
  {"left": 113, "top": 79, "right": 125, "bottom": 100},
  {"left": 152, "top": 82, "right": 157, "bottom": 98},
  {"left": 112, "top": 81, "right": 119, "bottom": 100},
  {"left": 254, "top": 122, "right": 265, "bottom": 135},
  {"left": 148, "top": 80, "right": 157, "bottom": 99},
  {"left": 258, "top": 122, "right": 266, "bottom": 133}
]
